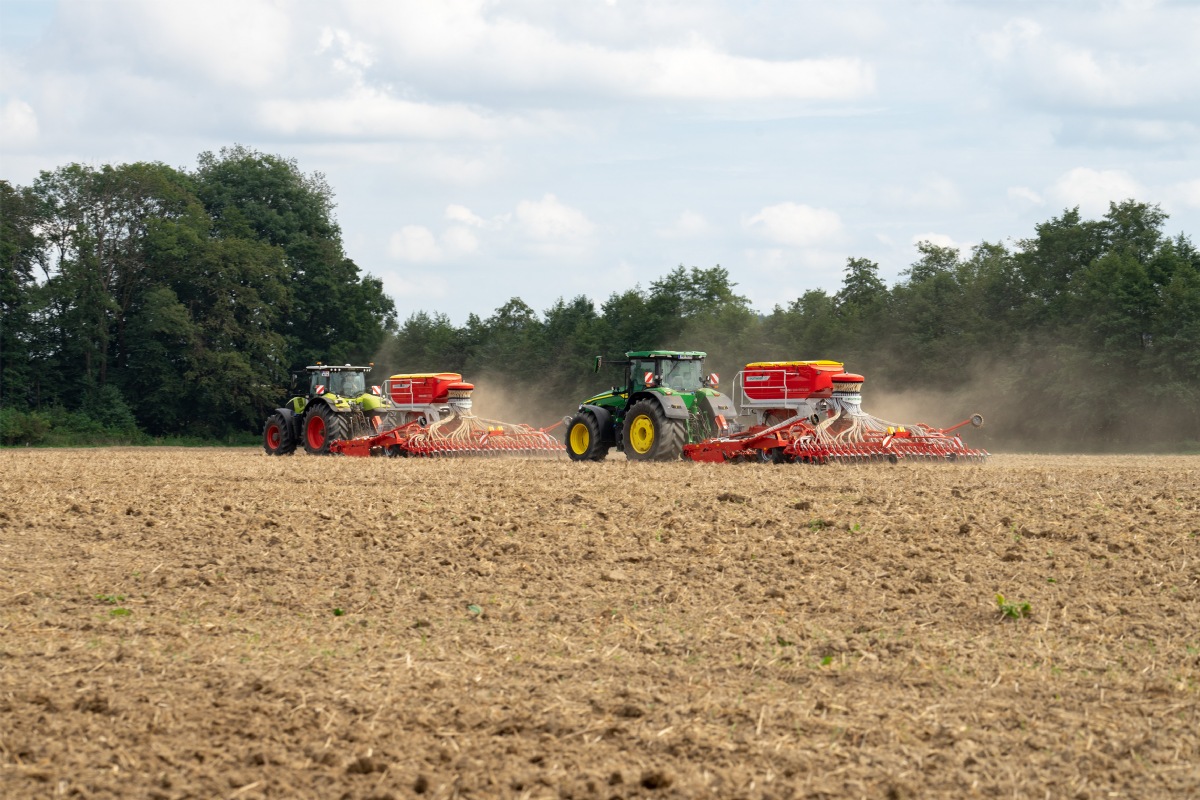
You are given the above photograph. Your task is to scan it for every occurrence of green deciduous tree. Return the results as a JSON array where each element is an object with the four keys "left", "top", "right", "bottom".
[
  {"left": 0, "top": 180, "right": 43, "bottom": 407},
  {"left": 194, "top": 145, "right": 395, "bottom": 369}
]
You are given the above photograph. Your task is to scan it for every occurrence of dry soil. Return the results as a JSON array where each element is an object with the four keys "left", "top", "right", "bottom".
[{"left": 1, "top": 450, "right": 1198, "bottom": 799}]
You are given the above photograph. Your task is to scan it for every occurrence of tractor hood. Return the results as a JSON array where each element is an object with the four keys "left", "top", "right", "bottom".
[{"left": 581, "top": 387, "right": 628, "bottom": 408}]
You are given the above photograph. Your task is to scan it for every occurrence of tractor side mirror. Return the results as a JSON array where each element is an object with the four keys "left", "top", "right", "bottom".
[{"left": 593, "top": 356, "right": 603, "bottom": 373}]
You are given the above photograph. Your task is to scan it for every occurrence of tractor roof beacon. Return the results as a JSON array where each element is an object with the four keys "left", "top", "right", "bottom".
[
  {"left": 564, "top": 350, "right": 736, "bottom": 462},
  {"left": 262, "top": 363, "right": 397, "bottom": 457}
]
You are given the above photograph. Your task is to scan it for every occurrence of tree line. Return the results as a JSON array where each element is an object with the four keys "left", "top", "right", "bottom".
[
  {"left": 1, "top": 146, "right": 395, "bottom": 442},
  {"left": 383, "top": 203, "right": 1199, "bottom": 451},
  {"left": 3, "top": 147, "right": 1198, "bottom": 450}
]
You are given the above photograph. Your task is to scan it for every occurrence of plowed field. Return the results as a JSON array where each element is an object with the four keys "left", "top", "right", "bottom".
[{"left": 2, "top": 450, "right": 1198, "bottom": 799}]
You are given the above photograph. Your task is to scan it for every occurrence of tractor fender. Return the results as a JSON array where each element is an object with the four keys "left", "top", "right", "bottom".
[
  {"left": 579, "top": 404, "right": 617, "bottom": 442},
  {"left": 272, "top": 406, "right": 301, "bottom": 439},
  {"left": 356, "top": 392, "right": 390, "bottom": 413},
  {"left": 631, "top": 391, "right": 690, "bottom": 421},
  {"left": 307, "top": 395, "right": 351, "bottom": 414},
  {"left": 694, "top": 390, "right": 736, "bottom": 424}
]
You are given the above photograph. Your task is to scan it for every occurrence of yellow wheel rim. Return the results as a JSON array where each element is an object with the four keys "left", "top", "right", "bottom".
[
  {"left": 628, "top": 415, "right": 655, "bottom": 454},
  {"left": 569, "top": 422, "right": 590, "bottom": 454}
]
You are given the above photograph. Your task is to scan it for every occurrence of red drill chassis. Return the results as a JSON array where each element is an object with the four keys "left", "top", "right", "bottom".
[
  {"left": 682, "top": 413, "right": 988, "bottom": 464},
  {"left": 329, "top": 420, "right": 564, "bottom": 457},
  {"left": 682, "top": 361, "right": 988, "bottom": 464},
  {"left": 329, "top": 373, "right": 564, "bottom": 457}
]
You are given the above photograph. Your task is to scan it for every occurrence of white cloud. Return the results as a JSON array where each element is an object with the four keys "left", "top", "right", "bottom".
[
  {"left": 258, "top": 89, "right": 510, "bottom": 140},
  {"left": 317, "top": 27, "right": 375, "bottom": 72},
  {"left": 389, "top": 195, "right": 593, "bottom": 264},
  {"left": 980, "top": 18, "right": 1042, "bottom": 61},
  {"left": 388, "top": 222, "right": 479, "bottom": 263},
  {"left": 62, "top": 0, "right": 293, "bottom": 89},
  {"left": 440, "top": 226, "right": 479, "bottom": 256},
  {"left": 445, "top": 204, "right": 508, "bottom": 230},
  {"left": 744, "top": 203, "right": 843, "bottom": 247},
  {"left": 632, "top": 42, "right": 873, "bottom": 102},
  {"left": 1049, "top": 167, "right": 1145, "bottom": 216},
  {"left": 0, "top": 98, "right": 38, "bottom": 146},
  {"left": 658, "top": 210, "right": 710, "bottom": 239},
  {"left": 978, "top": 11, "right": 1200, "bottom": 111},
  {"left": 446, "top": 204, "right": 487, "bottom": 227},
  {"left": 515, "top": 194, "right": 596, "bottom": 243},
  {"left": 357, "top": 4, "right": 874, "bottom": 104},
  {"left": 388, "top": 225, "right": 442, "bottom": 263}
]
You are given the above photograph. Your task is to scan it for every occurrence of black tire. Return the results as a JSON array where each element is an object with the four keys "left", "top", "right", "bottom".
[
  {"left": 303, "top": 402, "right": 349, "bottom": 455},
  {"left": 566, "top": 412, "right": 609, "bottom": 462},
  {"left": 622, "top": 399, "right": 686, "bottom": 461},
  {"left": 262, "top": 413, "right": 296, "bottom": 456},
  {"left": 754, "top": 447, "right": 786, "bottom": 464}
]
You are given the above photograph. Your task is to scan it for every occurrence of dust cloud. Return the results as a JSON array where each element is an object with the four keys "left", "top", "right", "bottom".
[
  {"left": 457, "top": 376, "right": 572, "bottom": 434},
  {"left": 376, "top": 337, "right": 1192, "bottom": 454}
]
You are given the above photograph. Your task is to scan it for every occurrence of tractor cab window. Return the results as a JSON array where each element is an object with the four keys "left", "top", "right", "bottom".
[
  {"left": 630, "top": 360, "right": 657, "bottom": 391},
  {"left": 659, "top": 359, "right": 702, "bottom": 391},
  {"left": 310, "top": 371, "right": 330, "bottom": 394},
  {"left": 330, "top": 371, "right": 365, "bottom": 397}
]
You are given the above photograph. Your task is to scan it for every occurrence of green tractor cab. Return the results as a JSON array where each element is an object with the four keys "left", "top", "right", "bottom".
[
  {"left": 262, "top": 364, "right": 397, "bottom": 456},
  {"left": 565, "top": 350, "right": 736, "bottom": 461}
]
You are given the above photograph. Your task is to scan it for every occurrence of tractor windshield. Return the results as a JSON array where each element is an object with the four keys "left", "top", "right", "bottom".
[
  {"left": 334, "top": 371, "right": 366, "bottom": 397},
  {"left": 657, "top": 359, "right": 703, "bottom": 392}
]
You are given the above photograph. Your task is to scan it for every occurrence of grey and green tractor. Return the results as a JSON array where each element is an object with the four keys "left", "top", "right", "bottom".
[
  {"left": 262, "top": 364, "right": 398, "bottom": 455},
  {"left": 564, "top": 350, "right": 736, "bottom": 461}
]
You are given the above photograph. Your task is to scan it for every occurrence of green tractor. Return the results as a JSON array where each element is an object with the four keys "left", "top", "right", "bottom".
[
  {"left": 565, "top": 350, "right": 736, "bottom": 461},
  {"left": 262, "top": 364, "right": 397, "bottom": 456}
]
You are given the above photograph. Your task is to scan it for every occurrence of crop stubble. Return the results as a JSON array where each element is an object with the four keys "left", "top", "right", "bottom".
[{"left": 1, "top": 450, "right": 1197, "bottom": 799}]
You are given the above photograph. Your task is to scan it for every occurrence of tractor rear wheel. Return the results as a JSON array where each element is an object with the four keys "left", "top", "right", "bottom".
[
  {"left": 566, "top": 412, "right": 609, "bottom": 461},
  {"left": 303, "top": 403, "right": 349, "bottom": 455},
  {"left": 263, "top": 413, "right": 296, "bottom": 455},
  {"left": 622, "top": 399, "right": 686, "bottom": 461}
]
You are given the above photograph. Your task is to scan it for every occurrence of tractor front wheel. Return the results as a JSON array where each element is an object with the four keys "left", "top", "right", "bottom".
[
  {"left": 566, "top": 412, "right": 609, "bottom": 461},
  {"left": 303, "top": 403, "right": 349, "bottom": 455},
  {"left": 622, "top": 399, "right": 686, "bottom": 461},
  {"left": 263, "top": 413, "right": 296, "bottom": 456}
]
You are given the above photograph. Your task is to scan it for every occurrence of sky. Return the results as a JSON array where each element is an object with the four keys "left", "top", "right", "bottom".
[{"left": 2, "top": 0, "right": 1198, "bottom": 325}]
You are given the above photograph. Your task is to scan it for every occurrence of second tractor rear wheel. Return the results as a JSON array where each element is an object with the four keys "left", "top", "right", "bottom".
[{"left": 622, "top": 399, "right": 686, "bottom": 461}]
